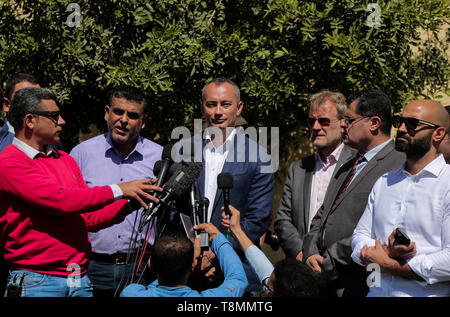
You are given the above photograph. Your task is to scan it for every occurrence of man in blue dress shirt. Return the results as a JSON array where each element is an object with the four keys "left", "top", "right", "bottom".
[{"left": 70, "top": 86, "right": 162, "bottom": 297}]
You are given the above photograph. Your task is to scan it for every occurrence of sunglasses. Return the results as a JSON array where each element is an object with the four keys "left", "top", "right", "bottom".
[
  {"left": 28, "top": 110, "right": 61, "bottom": 123},
  {"left": 307, "top": 117, "right": 339, "bottom": 127},
  {"left": 111, "top": 108, "right": 142, "bottom": 120},
  {"left": 392, "top": 115, "right": 439, "bottom": 131}
]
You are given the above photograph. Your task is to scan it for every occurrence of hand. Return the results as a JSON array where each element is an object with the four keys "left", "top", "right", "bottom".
[
  {"left": 194, "top": 222, "right": 220, "bottom": 244},
  {"left": 118, "top": 179, "right": 162, "bottom": 210},
  {"left": 221, "top": 205, "right": 241, "bottom": 234},
  {"left": 296, "top": 251, "right": 303, "bottom": 262},
  {"left": 359, "top": 237, "right": 392, "bottom": 268},
  {"left": 387, "top": 229, "right": 417, "bottom": 260},
  {"left": 305, "top": 254, "right": 324, "bottom": 275}
]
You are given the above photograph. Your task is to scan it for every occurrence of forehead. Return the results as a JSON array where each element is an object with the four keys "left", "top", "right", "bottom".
[
  {"left": 203, "top": 83, "right": 236, "bottom": 102},
  {"left": 111, "top": 97, "right": 144, "bottom": 112},
  {"left": 309, "top": 100, "right": 337, "bottom": 117},
  {"left": 39, "top": 99, "right": 59, "bottom": 110},
  {"left": 14, "top": 81, "right": 40, "bottom": 96},
  {"left": 402, "top": 102, "right": 428, "bottom": 120},
  {"left": 346, "top": 100, "right": 359, "bottom": 115}
]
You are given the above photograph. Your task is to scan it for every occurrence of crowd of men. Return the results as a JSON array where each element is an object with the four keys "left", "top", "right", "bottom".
[{"left": 0, "top": 73, "right": 449, "bottom": 297}]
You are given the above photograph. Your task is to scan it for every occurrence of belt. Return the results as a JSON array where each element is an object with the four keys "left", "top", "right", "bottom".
[{"left": 91, "top": 251, "right": 151, "bottom": 265}]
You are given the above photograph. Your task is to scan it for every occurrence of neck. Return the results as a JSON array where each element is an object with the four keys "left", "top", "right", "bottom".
[
  {"left": 16, "top": 131, "right": 47, "bottom": 153},
  {"left": 211, "top": 126, "right": 234, "bottom": 148},
  {"left": 318, "top": 141, "right": 342, "bottom": 162},
  {"left": 359, "top": 134, "right": 390, "bottom": 154},
  {"left": 405, "top": 150, "right": 438, "bottom": 175},
  {"left": 113, "top": 139, "right": 138, "bottom": 158}
]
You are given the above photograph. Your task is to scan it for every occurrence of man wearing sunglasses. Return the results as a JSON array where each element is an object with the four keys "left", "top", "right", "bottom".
[
  {"left": 303, "top": 89, "right": 405, "bottom": 297},
  {"left": 275, "top": 91, "right": 355, "bottom": 264},
  {"left": 0, "top": 87, "right": 162, "bottom": 297},
  {"left": 352, "top": 100, "right": 450, "bottom": 297},
  {"left": 70, "top": 86, "right": 162, "bottom": 297}
]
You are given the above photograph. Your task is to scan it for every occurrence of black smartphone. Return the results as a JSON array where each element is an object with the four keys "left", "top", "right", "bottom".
[{"left": 394, "top": 227, "right": 411, "bottom": 246}]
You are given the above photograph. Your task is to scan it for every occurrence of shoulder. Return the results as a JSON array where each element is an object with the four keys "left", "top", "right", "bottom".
[
  {"left": 140, "top": 136, "right": 163, "bottom": 153},
  {"left": 0, "top": 145, "right": 25, "bottom": 168},
  {"left": 120, "top": 284, "right": 148, "bottom": 297},
  {"left": 70, "top": 134, "right": 107, "bottom": 155}
]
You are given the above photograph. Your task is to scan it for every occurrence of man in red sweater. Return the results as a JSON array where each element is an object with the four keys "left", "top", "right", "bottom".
[{"left": 0, "top": 87, "right": 161, "bottom": 297}]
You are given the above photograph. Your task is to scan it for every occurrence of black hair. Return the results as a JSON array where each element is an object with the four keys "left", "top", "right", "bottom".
[
  {"left": 109, "top": 86, "right": 147, "bottom": 111},
  {"left": 5, "top": 73, "right": 39, "bottom": 100},
  {"left": 348, "top": 89, "right": 392, "bottom": 135},
  {"left": 9, "top": 87, "right": 57, "bottom": 131}
]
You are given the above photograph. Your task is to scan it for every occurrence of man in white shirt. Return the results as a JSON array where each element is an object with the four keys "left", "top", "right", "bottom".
[{"left": 351, "top": 99, "right": 450, "bottom": 297}]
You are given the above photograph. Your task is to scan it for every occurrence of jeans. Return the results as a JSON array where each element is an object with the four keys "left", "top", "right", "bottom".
[{"left": 6, "top": 270, "right": 93, "bottom": 297}]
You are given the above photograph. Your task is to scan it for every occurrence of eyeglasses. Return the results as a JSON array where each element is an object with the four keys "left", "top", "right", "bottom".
[
  {"left": 111, "top": 108, "right": 142, "bottom": 120},
  {"left": 307, "top": 117, "right": 339, "bottom": 127},
  {"left": 262, "top": 278, "right": 274, "bottom": 296},
  {"left": 392, "top": 115, "right": 439, "bottom": 131},
  {"left": 28, "top": 110, "right": 61, "bottom": 123},
  {"left": 344, "top": 115, "right": 367, "bottom": 125}
]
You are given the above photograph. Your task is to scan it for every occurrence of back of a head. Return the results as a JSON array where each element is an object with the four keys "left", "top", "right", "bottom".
[
  {"left": 151, "top": 231, "right": 194, "bottom": 286},
  {"left": 272, "top": 258, "right": 320, "bottom": 297},
  {"left": 5, "top": 73, "right": 39, "bottom": 101},
  {"left": 109, "top": 85, "right": 147, "bottom": 111},
  {"left": 348, "top": 89, "right": 392, "bottom": 136},
  {"left": 9, "top": 87, "right": 57, "bottom": 132}
]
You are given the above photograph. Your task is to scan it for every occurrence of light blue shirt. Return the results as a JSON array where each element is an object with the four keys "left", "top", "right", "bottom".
[
  {"left": 120, "top": 233, "right": 248, "bottom": 297},
  {"left": 245, "top": 245, "right": 274, "bottom": 291},
  {"left": 351, "top": 139, "right": 392, "bottom": 183},
  {"left": 70, "top": 133, "right": 162, "bottom": 254}
]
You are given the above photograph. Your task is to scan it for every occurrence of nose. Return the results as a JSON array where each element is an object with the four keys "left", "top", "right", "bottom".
[
  {"left": 311, "top": 119, "right": 322, "bottom": 130},
  {"left": 397, "top": 122, "right": 408, "bottom": 133},
  {"left": 58, "top": 115, "right": 65, "bottom": 126}
]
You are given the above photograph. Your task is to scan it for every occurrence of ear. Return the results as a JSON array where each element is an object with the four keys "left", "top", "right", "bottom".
[
  {"left": 236, "top": 101, "right": 243, "bottom": 116},
  {"left": 369, "top": 116, "right": 382, "bottom": 132},
  {"left": 2, "top": 98, "right": 10, "bottom": 113},
  {"left": 104, "top": 105, "right": 110, "bottom": 122},
  {"left": 24, "top": 113, "right": 36, "bottom": 130},
  {"left": 141, "top": 114, "right": 147, "bottom": 130},
  {"left": 433, "top": 126, "right": 447, "bottom": 143}
]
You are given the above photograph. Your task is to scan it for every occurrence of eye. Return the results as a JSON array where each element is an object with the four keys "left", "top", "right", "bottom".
[{"left": 112, "top": 108, "right": 125, "bottom": 116}]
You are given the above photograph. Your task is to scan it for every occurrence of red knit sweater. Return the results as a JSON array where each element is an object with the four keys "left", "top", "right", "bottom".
[{"left": 0, "top": 145, "right": 130, "bottom": 276}]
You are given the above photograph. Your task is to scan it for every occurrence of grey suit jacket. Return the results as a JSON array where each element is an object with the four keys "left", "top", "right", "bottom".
[
  {"left": 274, "top": 145, "right": 356, "bottom": 258},
  {"left": 302, "top": 139, "right": 405, "bottom": 295}
]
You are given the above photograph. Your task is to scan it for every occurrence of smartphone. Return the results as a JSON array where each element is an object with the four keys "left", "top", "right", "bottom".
[{"left": 394, "top": 227, "right": 411, "bottom": 246}]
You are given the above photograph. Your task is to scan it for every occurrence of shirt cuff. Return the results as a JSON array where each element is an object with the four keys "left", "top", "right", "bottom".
[{"left": 109, "top": 184, "right": 123, "bottom": 200}]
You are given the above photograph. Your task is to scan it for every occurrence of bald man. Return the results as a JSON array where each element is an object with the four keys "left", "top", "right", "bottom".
[
  {"left": 351, "top": 100, "right": 450, "bottom": 297},
  {"left": 438, "top": 106, "right": 450, "bottom": 163}
]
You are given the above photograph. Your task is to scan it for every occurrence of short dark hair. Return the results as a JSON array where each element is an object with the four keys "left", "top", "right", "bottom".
[
  {"left": 272, "top": 258, "right": 319, "bottom": 297},
  {"left": 348, "top": 89, "right": 392, "bottom": 136},
  {"left": 201, "top": 78, "right": 240, "bottom": 103},
  {"left": 9, "top": 87, "right": 57, "bottom": 131},
  {"left": 109, "top": 86, "right": 147, "bottom": 111},
  {"left": 445, "top": 105, "right": 450, "bottom": 115},
  {"left": 150, "top": 231, "right": 194, "bottom": 286},
  {"left": 5, "top": 73, "right": 39, "bottom": 101}
]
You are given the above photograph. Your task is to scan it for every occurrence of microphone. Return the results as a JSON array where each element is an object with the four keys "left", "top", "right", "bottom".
[
  {"left": 217, "top": 172, "right": 233, "bottom": 216},
  {"left": 154, "top": 144, "right": 174, "bottom": 188},
  {"left": 196, "top": 197, "right": 210, "bottom": 251},
  {"left": 139, "top": 161, "right": 203, "bottom": 231}
]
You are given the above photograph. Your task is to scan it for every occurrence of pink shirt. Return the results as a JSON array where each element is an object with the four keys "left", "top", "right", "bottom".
[
  {"left": 0, "top": 143, "right": 130, "bottom": 276},
  {"left": 308, "top": 143, "right": 344, "bottom": 230}
]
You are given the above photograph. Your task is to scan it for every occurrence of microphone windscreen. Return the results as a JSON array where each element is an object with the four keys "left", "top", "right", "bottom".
[
  {"left": 153, "top": 160, "right": 163, "bottom": 176},
  {"left": 217, "top": 172, "right": 234, "bottom": 189},
  {"left": 163, "top": 162, "right": 203, "bottom": 199},
  {"left": 161, "top": 143, "right": 173, "bottom": 160}
]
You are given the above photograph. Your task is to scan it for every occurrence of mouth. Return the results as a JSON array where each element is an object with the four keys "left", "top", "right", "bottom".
[{"left": 114, "top": 126, "right": 129, "bottom": 135}]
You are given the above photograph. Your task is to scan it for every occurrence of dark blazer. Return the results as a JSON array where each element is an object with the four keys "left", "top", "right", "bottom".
[
  {"left": 175, "top": 130, "right": 275, "bottom": 292},
  {"left": 302, "top": 139, "right": 405, "bottom": 296},
  {"left": 274, "top": 144, "right": 356, "bottom": 258}
]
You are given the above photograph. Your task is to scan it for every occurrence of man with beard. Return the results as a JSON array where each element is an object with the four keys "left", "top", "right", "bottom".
[
  {"left": 351, "top": 100, "right": 450, "bottom": 297},
  {"left": 70, "top": 86, "right": 162, "bottom": 296}
]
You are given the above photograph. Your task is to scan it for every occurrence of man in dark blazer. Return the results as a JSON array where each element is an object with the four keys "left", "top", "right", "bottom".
[
  {"left": 302, "top": 90, "right": 405, "bottom": 297},
  {"left": 175, "top": 78, "right": 274, "bottom": 293},
  {"left": 275, "top": 91, "right": 355, "bottom": 261}
]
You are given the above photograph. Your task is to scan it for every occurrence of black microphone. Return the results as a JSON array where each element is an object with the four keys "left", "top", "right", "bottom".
[
  {"left": 196, "top": 197, "right": 210, "bottom": 251},
  {"left": 155, "top": 144, "right": 174, "bottom": 188},
  {"left": 217, "top": 172, "right": 233, "bottom": 216},
  {"left": 139, "top": 161, "right": 203, "bottom": 231}
]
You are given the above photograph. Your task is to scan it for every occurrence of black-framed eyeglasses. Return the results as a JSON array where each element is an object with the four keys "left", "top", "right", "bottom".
[
  {"left": 262, "top": 277, "right": 274, "bottom": 296},
  {"left": 392, "top": 115, "right": 439, "bottom": 131},
  {"left": 28, "top": 110, "right": 61, "bottom": 123},
  {"left": 307, "top": 117, "right": 339, "bottom": 127},
  {"left": 344, "top": 115, "right": 367, "bottom": 125}
]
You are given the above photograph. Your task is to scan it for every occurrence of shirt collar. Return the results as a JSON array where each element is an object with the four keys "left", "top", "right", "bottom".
[
  {"left": 315, "top": 142, "right": 344, "bottom": 165},
  {"left": 5, "top": 119, "right": 15, "bottom": 134},
  {"left": 398, "top": 154, "right": 446, "bottom": 178},
  {"left": 204, "top": 127, "right": 237, "bottom": 154},
  {"left": 105, "top": 132, "right": 144, "bottom": 158},
  {"left": 362, "top": 138, "right": 391, "bottom": 162},
  {"left": 12, "top": 137, "right": 59, "bottom": 159}
]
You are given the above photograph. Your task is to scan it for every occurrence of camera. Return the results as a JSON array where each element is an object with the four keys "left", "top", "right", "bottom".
[{"left": 264, "top": 230, "right": 280, "bottom": 251}]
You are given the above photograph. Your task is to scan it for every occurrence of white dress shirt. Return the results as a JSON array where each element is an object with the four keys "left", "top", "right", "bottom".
[
  {"left": 203, "top": 128, "right": 237, "bottom": 222},
  {"left": 351, "top": 154, "right": 450, "bottom": 297},
  {"left": 308, "top": 142, "right": 344, "bottom": 230}
]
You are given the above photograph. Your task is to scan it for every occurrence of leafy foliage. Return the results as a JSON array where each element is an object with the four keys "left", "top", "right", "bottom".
[{"left": 0, "top": 0, "right": 448, "bottom": 166}]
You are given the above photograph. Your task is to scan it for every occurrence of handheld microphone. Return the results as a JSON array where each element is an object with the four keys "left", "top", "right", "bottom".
[
  {"left": 139, "top": 161, "right": 203, "bottom": 231},
  {"left": 217, "top": 172, "right": 233, "bottom": 216},
  {"left": 197, "top": 197, "right": 210, "bottom": 251},
  {"left": 155, "top": 144, "right": 174, "bottom": 187}
]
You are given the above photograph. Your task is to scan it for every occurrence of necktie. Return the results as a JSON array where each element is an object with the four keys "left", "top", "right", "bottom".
[{"left": 331, "top": 154, "right": 365, "bottom": 210}]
